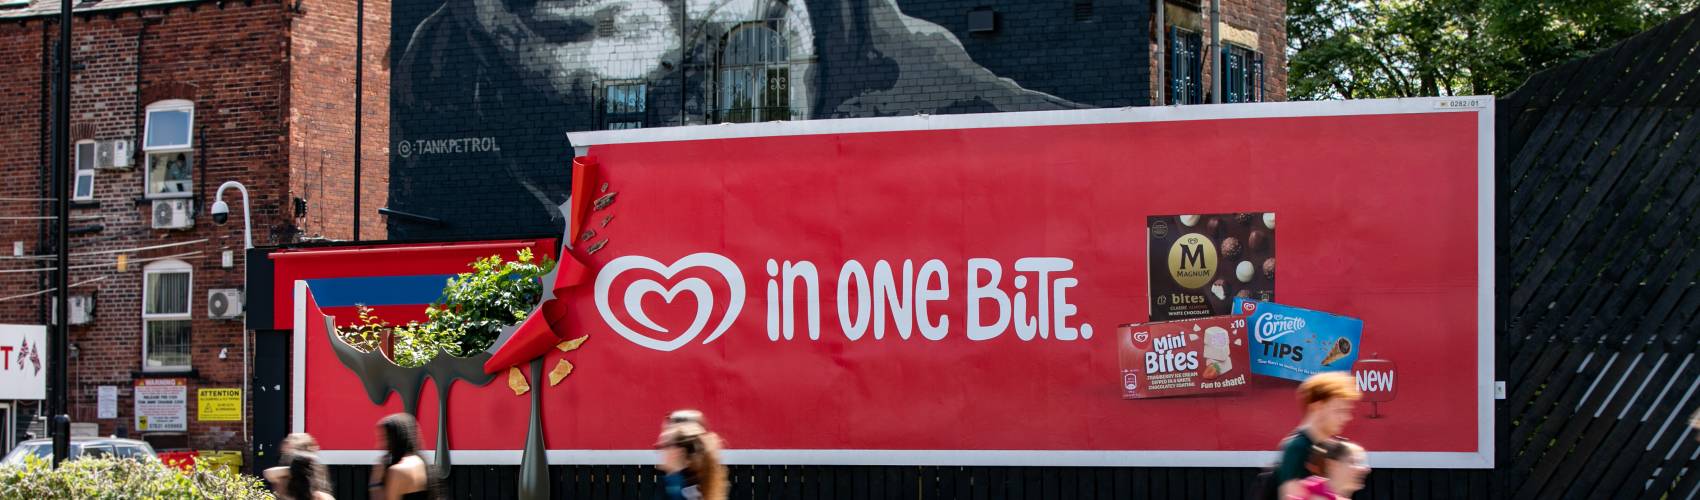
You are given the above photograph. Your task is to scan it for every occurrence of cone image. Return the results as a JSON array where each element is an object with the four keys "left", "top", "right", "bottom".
[{"left": 1321, "top": 337, "right": 1354, "bottom": 365}]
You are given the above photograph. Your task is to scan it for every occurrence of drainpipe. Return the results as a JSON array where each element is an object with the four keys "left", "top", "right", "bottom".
[
  {"left": 353, "top": 0, "right": 364, "bottom": 241},
  {"left": 1210, "top": 0, "right": 1220, "bottom": 103},
  {"left": 1155, "top": 0, "right": 1164, "bottom": 105}
]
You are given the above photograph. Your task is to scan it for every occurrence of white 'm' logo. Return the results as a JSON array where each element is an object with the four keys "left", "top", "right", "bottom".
[{"left": 595, "top": 253, "right": 745, "bottom": 352}]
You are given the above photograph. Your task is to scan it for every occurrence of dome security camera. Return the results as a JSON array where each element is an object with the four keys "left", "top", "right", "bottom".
[{"left": 211, "top": 200, "right": 230, "bottom": 225}]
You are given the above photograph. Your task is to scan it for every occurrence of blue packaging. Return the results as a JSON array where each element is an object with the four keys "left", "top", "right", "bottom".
[{"left": 1232, "top": 298, "right": 1364, "bottom": 382}]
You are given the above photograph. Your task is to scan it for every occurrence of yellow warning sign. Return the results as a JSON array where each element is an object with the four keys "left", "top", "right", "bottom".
[{"left": 197, "top": 388, "right": 241, "bottom": 422}]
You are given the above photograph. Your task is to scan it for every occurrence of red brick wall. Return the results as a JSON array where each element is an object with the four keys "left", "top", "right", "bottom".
[
  {"left": 1149, "top": 0, "right": 1288, "bottom": 104},
  {"left": 0, "top": 1, "right": 293, "bottom": 455},
  {"left": 289, "top": 0, "right": 389, "bottom": 241},
  {"left": 0, "top": 22, "right": 47, "bottom": 327}
]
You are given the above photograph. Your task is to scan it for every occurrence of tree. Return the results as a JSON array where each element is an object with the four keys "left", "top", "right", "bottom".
[{"left": 1287, "top": 0, "right": 1699, "bottom": 100}]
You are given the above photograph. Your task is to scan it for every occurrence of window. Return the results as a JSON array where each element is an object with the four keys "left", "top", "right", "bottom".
[
  {"left": 73, "top": 140, "right": 96, "bottom": 201},
  {"left": 142, "top": 260, "right": 191, "bottom": 371},
  {"left": 1223, "top": 44, "right": 1265, "bottom": 103},
  {"left": 143, "top": 100, "right": 193, "bottom": 198},
  {"left": 1166, "top": 27, "right": 1203, "bottom": 105},
  {"left": 602, "top": 83, "right": 647, "bottom": 130},
  {"left": 715, "top": 23, "right": 790, "bottom": 123}
]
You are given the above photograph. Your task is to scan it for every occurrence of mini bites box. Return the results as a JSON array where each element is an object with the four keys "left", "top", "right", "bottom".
[
  {"left": 1118, "top": 316, "right": 1250, "bottom": 399},
  {"left": 1147, "top": 213, "right": 1276, "bottom": 321},
  {"left": 1233, "top": 298, "right": 1364, "bottom": 382}
]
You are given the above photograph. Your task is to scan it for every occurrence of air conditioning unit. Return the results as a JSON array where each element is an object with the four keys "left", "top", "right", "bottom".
[
  {"left": 51, "top": 295, "right": 95, "bottom": 325},
  {"left": 96, "top": 139, "right": 131, "bottom": 169},
  {"left": 207, "top": 289, "right": 243, "bottom": 319},
  {"left": 151, "top": 199, "right": 193, "bottom": 230}
]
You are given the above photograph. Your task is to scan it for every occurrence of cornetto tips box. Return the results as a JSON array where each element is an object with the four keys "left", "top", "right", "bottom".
[
  {"left": 1118, "top": 316, "right": 1250, "bottom": 399},
  {"left": 1233, "top": 298, "right": 1364, "bottom": 382}
]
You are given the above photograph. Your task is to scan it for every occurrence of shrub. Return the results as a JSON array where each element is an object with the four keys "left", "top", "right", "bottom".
[
  {"left": 0, "top": 456, "right": 274, "bottom": 499},
  {"left": 336, "top": 249, "right": 556, "bottom": 367}
]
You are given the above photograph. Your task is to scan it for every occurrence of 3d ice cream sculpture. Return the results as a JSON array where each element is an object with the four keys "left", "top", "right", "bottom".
[{"left": 326, "top": 157, "right": 608, "bottom": 500}]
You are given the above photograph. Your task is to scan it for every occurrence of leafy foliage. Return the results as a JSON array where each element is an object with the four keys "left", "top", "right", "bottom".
[
  {"left": 0, "top": 457, "right": 274, "bottom": 499},
  {"left": 340, "top": 249, "right": 556, "bottom": 367},
  {"left": 343, "top": 305, "right": 389, "bottom": 353},
  {"left": 1287, "top": 0, "right": 1699, "bottom": 100}
]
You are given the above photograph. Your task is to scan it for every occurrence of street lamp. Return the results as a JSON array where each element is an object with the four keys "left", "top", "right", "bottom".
[{"left": 211, "top": 180, "right": 252, "bottom": 454}]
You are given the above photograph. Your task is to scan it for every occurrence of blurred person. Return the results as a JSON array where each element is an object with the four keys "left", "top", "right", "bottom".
[
  {"left": 656, "top": 422, "right": 728, "bottom": 500},
  {"left": 1268, "top": 372, "right": 1361, "bottom": 500},
  {"left": 667, "top": 409, "right": 706, "bottom": 428},
  {"left": 1286, "top": 439, "right": 1369, "bottom": 500},
  {"left": 370, "top": 413, "right": 439, "bottom": 500},
  {"left": 282, "top": 452, "right": 336, "bottom": 500},
  {"left": 266, "top": 433, "right": 326, "bottom": 495}
]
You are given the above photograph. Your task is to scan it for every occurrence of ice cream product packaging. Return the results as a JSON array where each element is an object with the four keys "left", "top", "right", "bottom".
[
  {"left": 1118, "top": 315, "right": 1250, "bottom": 399},
  {"left": 1233, "top": 298, "right": 1364, "bottom": 382}
]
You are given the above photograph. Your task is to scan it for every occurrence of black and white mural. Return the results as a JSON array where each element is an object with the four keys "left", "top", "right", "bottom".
[{"left": 390, "top": 0, "right": 1127, "bottom": 239}]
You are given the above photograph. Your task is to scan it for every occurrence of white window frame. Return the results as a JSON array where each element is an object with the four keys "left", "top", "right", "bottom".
[
  {"left": 73, "top": 139, "right": 96, "bottom": 202},
  {"left": 143, "top": 100, "right": 194, "bottom": 199},
  {"left": 141, "top": 259, "right": 192, "bottom": 372}
]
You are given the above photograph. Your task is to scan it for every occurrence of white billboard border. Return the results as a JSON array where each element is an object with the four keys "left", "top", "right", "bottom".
[{"left": 298, "top": 98, "right": 1495, "bottom": 468}]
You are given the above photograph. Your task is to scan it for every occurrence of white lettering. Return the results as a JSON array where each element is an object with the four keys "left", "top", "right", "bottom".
[
  {"left": 836, "top": 261, "right": 871, "bottom": 341},
  {"left": 915, "top": 259, "right": 949, "bottom": 341},
  {"left": 872, "top": 260, "right": 915, "bottom": 340},
  {"left": 782, "top": 260, "right": 821, "bottom": 340},
  {"left": 966, "top": 259, "right": 1009, "bottom": 341}
]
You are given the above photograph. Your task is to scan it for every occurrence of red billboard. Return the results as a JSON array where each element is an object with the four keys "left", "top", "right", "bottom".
[{"left": 288, "top": 98, "right": 1493, "bottom": 468}]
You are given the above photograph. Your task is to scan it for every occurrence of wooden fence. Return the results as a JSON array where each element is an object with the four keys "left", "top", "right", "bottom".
[{"left": 319, "top": 8, "right": 1700, "bottom": 499}]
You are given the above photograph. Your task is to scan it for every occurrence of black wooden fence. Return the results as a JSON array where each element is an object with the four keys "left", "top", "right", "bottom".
[
  {"left": 1494, "top": 6, "right": 1700, "bottom": 500},
  {"left": 321, "top": 9, "right": 1700, "bottom": 499}
]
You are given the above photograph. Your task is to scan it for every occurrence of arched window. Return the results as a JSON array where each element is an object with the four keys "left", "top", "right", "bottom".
[
  {"left": 142, "top": 259, "right": 192, "bottom": 371},
  {"left": 143, "top": 100, "right": 194, "bottom": 198},
  {"left": 715, "top": 23, "right": 789, "bottom": 123}
]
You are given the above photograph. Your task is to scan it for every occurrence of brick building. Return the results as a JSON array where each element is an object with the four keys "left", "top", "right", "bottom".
[{"left": 0, "top": 0, "right": 383, "bottom": 459}]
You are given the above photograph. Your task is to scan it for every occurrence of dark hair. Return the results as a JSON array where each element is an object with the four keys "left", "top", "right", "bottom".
[
  {"left": 379, "top": 413, "right": 423, "bottom": 467},
  {"left": 285, "top": 452, "right": 325, "bottom": 500},
  {"left": 377, "top": 413, "right": 441, "bottom": 499}
]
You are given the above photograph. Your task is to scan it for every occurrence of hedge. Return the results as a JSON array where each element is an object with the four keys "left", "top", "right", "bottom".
[{"left": 0, "top": 456, "right": 273, "bottom": 499}]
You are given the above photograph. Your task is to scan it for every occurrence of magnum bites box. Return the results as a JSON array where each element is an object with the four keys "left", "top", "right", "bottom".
[
  {"left": 1147, "top": 213, "right": 1276, "bottom": 321},
  {"left": 1234, "top": 298, "right": 1364, "bottom": 382},
  {"left": 1118, "top": 316, "right": 1249, "bottom": 399}
]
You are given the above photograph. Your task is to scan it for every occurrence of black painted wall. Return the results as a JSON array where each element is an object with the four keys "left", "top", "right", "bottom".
[{"left": 387, "top": 0, "right": 1152, "bottom": 240}]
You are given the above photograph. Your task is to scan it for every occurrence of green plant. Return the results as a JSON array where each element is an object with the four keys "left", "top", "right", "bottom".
[
  {"left": 0, "top": 456, "right": 274, "bottom": 499},
  {"left": 350, "top": 249, "right": 556, "bottom": 368},
  {"left": 341, "top": 304, "right": 389, "bottom": 353}
]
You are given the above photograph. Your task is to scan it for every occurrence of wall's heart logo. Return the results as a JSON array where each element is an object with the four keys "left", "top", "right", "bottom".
[{"left": 595, "top": 253, "right": 745, "bottom": 352}]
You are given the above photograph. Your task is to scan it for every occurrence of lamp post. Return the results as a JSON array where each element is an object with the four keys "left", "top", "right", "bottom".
[{"left": 211, "top": 180, "right": 251, "bottom": 447}]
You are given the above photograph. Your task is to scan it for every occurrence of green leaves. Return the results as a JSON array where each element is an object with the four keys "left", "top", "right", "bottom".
[
  {"left": 1287, "top": 0, "right": 1698, "bottom": 100},
  {"left": 353, "top": 249, "right": 557, "bottom": 368},
  {"left": 0, "top": 457, "right": 272, "bottom": 499}
]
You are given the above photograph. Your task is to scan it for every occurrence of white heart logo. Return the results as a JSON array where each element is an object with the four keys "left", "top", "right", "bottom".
[{"left": 595, "top": 253, "right": 745, "bottom": 352}]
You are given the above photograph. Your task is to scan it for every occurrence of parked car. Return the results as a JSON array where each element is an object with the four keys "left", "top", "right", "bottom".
[{"left": 1, "top": 438, "right": 157, "bottom": 466}]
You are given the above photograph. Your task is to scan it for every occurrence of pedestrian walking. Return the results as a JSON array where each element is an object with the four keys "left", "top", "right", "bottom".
[
  {"left": 266, "top": 433, "right": 326, "bottom": 496},
  {"left": 1285, "top": 439, "right": 1369, "bottom": 500},
  {"left": 1261, "top": 371, "right": 1361, "bottom": 500},
  {"left": 369, "top": 413, "right": 439, "bottom": 500},
  {"left": 667, "top": 409, "right": 707, "bottom": 428},
  {"left": 655, "top": 421, "right": 728, "bottom": 500},
  {"left": 281, "top": 452, "right": 335, "bottom": 500}
]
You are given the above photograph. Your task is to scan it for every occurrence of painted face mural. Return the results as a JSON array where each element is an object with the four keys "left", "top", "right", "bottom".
[{"left": 389, "top": 0, "right": 1083, "bottom": 239}]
